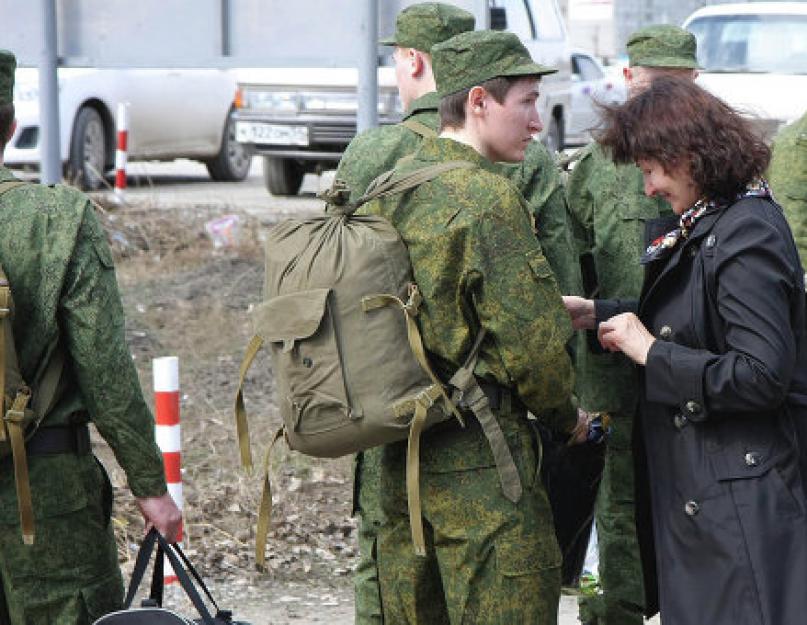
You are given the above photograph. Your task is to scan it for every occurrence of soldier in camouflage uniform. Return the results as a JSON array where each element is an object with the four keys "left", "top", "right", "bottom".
[
  {"left": 565, "top": 25, "right": 699, "bottom": 625},
  {"left": 336, "top": 6, "right": 476, "bottom": 624},
  {"left": 336, "top": 7, "right": 582, "bottom": 623},
  {"left": 769, "top": 111, "right": 807, "bottom": 267},
  {"left": 0, "top": 50, "right": 181, "bottom": 624},
  {"left": 360, "top": 30, "right": 583, "bottom": 623}
]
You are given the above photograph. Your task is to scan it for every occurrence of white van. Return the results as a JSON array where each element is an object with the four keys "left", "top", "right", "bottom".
[
  {"left": 234, "top": 0, "right": 571, "bottom": 196},
  {"left": 683, "top": 2, "right": 807, "bottom": 141}
]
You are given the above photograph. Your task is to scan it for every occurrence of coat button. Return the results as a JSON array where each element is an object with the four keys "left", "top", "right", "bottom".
[
  {"left": 706, "top": 234, "right": 717, "bottom": 248},
  {"left": 674, "top": 413, "right": 688, "bottom": 429},
  {"left": 685, "top": 500, "right": 700, "bottom": 516},
  {"left": 745, "top": 452, "right": 761, "bottom": 467},
  {"left": 685, "top": 400, "right": 701, "bottom": 415},
  {"left": 689, "top": 245, "right": 699, "bottom": 258},
  {"left": 659, "top": 325, "right": 673, "bottom": 340}
]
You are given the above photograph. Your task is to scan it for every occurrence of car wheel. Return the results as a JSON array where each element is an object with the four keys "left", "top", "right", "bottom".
[
  {"left": 205, "top": 108, "right": 252, "bottom": 182},
  {"left": 263, "top": 156, "right": 304, "bottom": 196},
  {"left": 543, "top": 116, "right": 563, "bottom": 155},
  {"left": 68, "top": 106, "right": 107, "bottom": 190}
]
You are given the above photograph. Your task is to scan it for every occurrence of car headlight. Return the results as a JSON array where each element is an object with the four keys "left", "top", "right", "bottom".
[
  {"left": 301, "top": 92, "right": 358, "bottom": 114},
  {"left": 13, "top": 84, "right": 38, "bottom": 103},
  {"left": 241, "top": 90, "right": 298, "bottom": 114}
]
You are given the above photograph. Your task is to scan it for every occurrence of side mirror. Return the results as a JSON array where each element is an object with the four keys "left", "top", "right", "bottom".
[{"left": 490, "top": 7, "right": 507, "bottom": 31}]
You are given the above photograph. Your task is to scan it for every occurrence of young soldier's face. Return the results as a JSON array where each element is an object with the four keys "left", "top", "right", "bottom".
[{"left": 480, "top": 78, "right": 542, "bottom": 163}]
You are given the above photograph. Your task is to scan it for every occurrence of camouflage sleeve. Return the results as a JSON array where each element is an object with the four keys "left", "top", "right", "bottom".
[
  {"left": 512, "top": 146, "right": 584, "bottom": 296},
  {"left": 335, "top": 132, "right": 380, "bottom": 203},
  {"left": 60, "top": 203, "right": 167, "bottom": 498},
  {"left": 769, "top": 122, "right": 807, "bottom": 268},
  {"left": 336, "top": 126, "right": 412, "bottom": 203},
  {"left": 469, "top": 190, "right": 576, "bottom": 432},
  {"left": 565, "top": 147, "right": 597, "bottom": 258}
]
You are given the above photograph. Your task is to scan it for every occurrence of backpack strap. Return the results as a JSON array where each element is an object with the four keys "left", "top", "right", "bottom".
[
  {"left": 0, "top": 180, "right": 65, "bottom": 545},
  {"left": 447, "top": 330, "right": 522, "bottom": 503},
  {"left": 400, "top": 118, "right": 438, "bottom": 139},
  {"left": 357, "top": 160, "right": 475, "bottom": 206},
  {"left": 234, "top": 334, "right": 263, "bottom": 473}
]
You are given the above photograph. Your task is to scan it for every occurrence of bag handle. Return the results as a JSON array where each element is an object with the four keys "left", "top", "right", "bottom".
[{"left": 124, "top": 528, "right": 223, "bottom": 625}]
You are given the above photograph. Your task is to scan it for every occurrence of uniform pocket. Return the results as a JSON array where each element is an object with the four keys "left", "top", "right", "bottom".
[
  {"left": 495, "top": 533, "right": 561, "bottom": 575},
  {"left": 253, "top": 288, "right": 352, "bottom": 435}
]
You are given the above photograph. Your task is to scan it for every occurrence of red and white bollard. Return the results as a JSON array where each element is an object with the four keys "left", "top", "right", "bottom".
[
  {"left": 114, "top": 102, "right": 129, "bottom": 202},
  {"left": 153, "top": 356, "right": 183, "bottom": 585}
]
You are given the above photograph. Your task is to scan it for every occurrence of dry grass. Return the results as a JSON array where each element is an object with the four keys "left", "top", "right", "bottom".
[{"left": 93, "top": 202, "right": 356, "bottom": 596}]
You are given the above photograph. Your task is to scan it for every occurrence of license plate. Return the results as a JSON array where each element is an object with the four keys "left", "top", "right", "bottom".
[{"left": 235, "top": 122, "right": 309, "bottom": 146}]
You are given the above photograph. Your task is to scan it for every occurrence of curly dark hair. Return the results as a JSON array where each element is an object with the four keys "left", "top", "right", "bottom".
[{"left": 595, "top": 75, "right": 771, "bottom": 202}]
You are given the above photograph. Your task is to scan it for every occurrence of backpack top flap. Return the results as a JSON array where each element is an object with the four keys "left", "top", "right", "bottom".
[{"left": 252, "top": 288, "right": 329, "bottom": 354}]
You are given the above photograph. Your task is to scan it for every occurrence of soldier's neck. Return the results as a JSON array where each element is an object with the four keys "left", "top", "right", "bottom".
[{"left": 439, "top": 127, "right": 486, "bottom": 160}]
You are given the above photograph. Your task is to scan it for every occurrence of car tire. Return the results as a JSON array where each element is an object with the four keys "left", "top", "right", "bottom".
[
  {"left": 543, "top": 115, "right": 564, "bottom": 155},
  {"left": 263, "top": 156, "right": 304, "bottom": 196},
  {"left": 205, "top": 108, "right": 252, "bottom": 182},
  {"left": 67, "top": 106, "right": 107, "bottom": 191}
]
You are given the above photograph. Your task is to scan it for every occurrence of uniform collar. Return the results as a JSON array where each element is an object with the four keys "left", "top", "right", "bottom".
[
  {"left": 413, "top": 136, "right": 498, "bottom": 175},
  {"left": 403, "top": 91, "right": 439, "bottom": 120}
]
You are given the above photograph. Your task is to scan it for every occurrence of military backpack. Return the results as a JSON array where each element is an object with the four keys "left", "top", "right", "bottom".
[{"left": 235, "top": 162, "right": 524, "bottom": 564}]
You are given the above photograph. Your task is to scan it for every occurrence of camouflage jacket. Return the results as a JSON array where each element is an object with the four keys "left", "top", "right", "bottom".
[
  {"left": 336, "top": 91, "right": 441, "bottom": 203},
  {"left": 360, "top": 137, "right": 575, "bottom": 431},
  {"left": 0, "top": 168, "right": 166, "bottom": 506},
  {"left": 566, "top": 144, "right": 672, "bottom": 414},
  {"left": 769, "top": 112, "right": 807, "bottom": 268}
]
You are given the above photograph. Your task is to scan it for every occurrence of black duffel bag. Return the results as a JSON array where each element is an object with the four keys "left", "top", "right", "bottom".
[{"left": 94, "top": 528, "right": 249, "bottom": 625}]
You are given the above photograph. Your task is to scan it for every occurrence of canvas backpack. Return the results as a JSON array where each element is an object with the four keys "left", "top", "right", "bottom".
[
  {"left": 234, "top": 162, "right": 524, "bottom": 564},
  {"left": 0, "top": 180, "right": 65, "bottom": 545}
]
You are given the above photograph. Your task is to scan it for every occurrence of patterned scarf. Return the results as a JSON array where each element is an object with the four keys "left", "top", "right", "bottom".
[{"left": 641, "top": 178, "right": 771, "bottom": 263}]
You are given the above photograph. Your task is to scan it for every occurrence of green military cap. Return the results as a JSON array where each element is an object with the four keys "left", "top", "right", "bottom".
[
  {"left": 627, "top": 24, "right": 698, "bottom": 69},
  {"left": 379, "top": 2, "right": 475, "bottom": 52},
  {"left": 432, "top": 30, "right": 556, "bottom": 97},
  {"left": 0, "top": 50, "right": 15, "bottom": 106}
]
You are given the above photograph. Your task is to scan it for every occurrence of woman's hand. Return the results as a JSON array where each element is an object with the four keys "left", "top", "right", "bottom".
[
  {"left": 598, "top": 312, "right": 656, "bottom": 365},
  {"left": 562, "top": 296, "right": 596, "bottom": 330}
]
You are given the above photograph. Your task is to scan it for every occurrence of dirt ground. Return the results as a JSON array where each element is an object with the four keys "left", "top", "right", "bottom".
[{"left": 93, "top": 200, "right": 356, "bottom": 623}]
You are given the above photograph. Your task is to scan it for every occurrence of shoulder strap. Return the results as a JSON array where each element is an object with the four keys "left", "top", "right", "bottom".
[
  {"left": 358, "top": 160, "right": 475, "bottom": 206},
  {"left": 401, "top": 118, "right": 438, "bottom": 139}
]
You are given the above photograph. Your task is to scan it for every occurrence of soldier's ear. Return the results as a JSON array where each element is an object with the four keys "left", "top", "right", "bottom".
[
  {"left": 467, "top": 86, "right": 487, "bottom": 117},
  {"left": 411, "top": 50, "right": 427, "bottom": 79}
]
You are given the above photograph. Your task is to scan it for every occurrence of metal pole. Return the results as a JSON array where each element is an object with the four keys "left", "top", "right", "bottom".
[
  {"left": 39, "top": 0, "right": 60, "bottom": 185},
  {"left": 356, "top": 0, "right": 378, "bottom": 133},
  {"left": 221, "top": 0, "right": 232, "bottom": 56},
  {"left": 475, "top": 0, "right": 490, "bottom": 29}
]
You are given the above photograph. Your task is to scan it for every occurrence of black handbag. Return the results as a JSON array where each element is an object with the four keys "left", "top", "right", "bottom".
[{"left": 93, "top": 528, "right": 248, "bottom": 625}]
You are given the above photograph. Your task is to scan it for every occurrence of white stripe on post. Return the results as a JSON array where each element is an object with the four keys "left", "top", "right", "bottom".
[
  {"left": 114, "top": 102, "right": 129, "bottom": 202},
  {"left": 153, "top": 356, "right": 182, "bottom": 585}
]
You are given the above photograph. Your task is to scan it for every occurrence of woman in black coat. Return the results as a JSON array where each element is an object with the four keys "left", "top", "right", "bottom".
[{"left": 565, "top": 76, "right": 807, "bottom": 625}]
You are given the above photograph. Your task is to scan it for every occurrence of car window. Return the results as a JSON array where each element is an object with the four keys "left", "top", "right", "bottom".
[
  {"left": 687, "top": 14, "right": 807, "bottom": 74},
  {"left": 573, "top": 55, "right": 603, "bottom": 81},
  {"left": 491, "top": 0, "right": 535, "bottom": 40}
]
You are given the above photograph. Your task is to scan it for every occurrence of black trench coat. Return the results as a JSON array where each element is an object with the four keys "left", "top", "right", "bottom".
[{"left": 597, "top": 195, "right": 807, "bottom": 625}]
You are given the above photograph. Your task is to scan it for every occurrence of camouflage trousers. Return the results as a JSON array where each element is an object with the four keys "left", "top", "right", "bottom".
[
  {"left": 578, "top": 411, "right": 644, "bottom": 625},
  {"left": 0, "top": 453, "right": 123, "bottom": 625},
  {"left": 354, "top": 447, "right": 384, "bottom": 625},
  {"left": 376, "top": 414, "right": 561, "bottom": 625}
]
